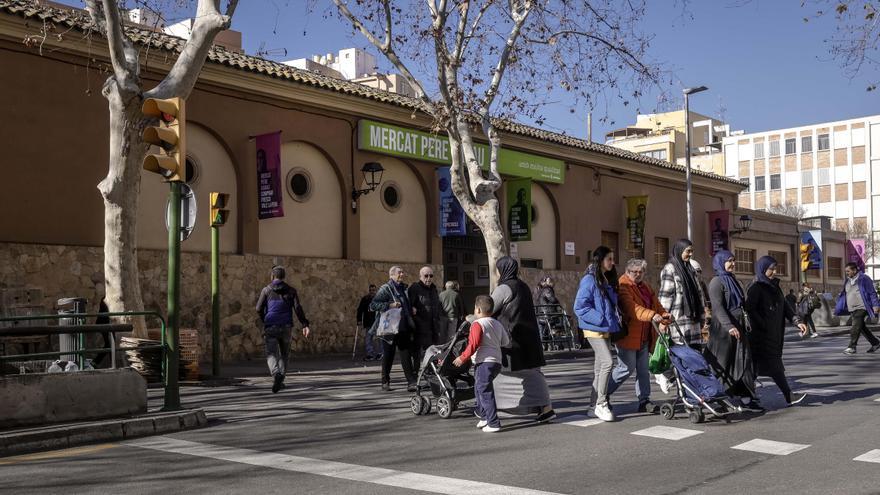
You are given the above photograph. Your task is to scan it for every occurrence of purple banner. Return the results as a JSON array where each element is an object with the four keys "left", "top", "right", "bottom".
[
  {"left": 846, "top": 239, "right": 866, "bottom": 271},
  {"left": 708, "top": 209, "right": 730, "bottom": 256},
  {"left": 256, "top": 131, "right": 284, "bottom": 219}
]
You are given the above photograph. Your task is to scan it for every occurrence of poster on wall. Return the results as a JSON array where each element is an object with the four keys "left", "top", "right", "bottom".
[
  {"left": 801, "top": 231, "right": 823, "bottom": 270},
  {"left": 507, "top": 178, "right": 532, "bottom": 241},
  {"left": 846, "top": 239, "right": 866, "bottom": 271},
  {"left": 437, "top": 167, "right": 467, "bottom": 236},
  {"left": 707, "top": 209, "right": 730, "bottom": 256},
  {"left": 255, "top": 131, "right": 284, "bottom": 219},
  {"left": 625, "top": 196, "right": 649, "bottom": 253}
]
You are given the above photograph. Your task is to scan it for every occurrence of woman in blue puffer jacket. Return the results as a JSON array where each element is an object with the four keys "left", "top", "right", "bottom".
[{"left": 574, "top": 245, "right": 622, "bottom": 422}]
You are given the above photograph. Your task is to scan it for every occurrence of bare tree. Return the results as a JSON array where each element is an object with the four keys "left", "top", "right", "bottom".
[
  {"left": 330, "top": 0, "right": 667, "bottom": 287},
  {"left": 767, "top": 201, "right": 808, "bottom": 220},
  {"left": 78, "top": 1, "right": 238, "bottom": 336}
]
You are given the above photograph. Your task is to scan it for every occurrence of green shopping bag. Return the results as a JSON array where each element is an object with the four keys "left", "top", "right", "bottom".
[{"left": 648, "top": 333, "right": 671, "bottom": 374}]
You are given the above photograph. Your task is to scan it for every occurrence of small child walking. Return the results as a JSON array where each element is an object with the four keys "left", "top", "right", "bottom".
[{"left": 453, "top": 295, "right": 510, "bottom": 432}]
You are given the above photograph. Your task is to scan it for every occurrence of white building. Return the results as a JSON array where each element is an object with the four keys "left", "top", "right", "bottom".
[{"left": 722, "top": 114, "right": 880, "bottom": 275}]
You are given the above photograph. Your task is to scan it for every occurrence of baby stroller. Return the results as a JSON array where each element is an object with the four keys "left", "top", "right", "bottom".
[
  {"left": 654, "top": 322, "right": 740, "bottom": 424},
  {"left": 410, "top": 320, "right": 475, "bottom": 419}
]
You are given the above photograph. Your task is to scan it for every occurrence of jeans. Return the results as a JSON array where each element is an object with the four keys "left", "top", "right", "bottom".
[
  {"left": 264, "top": 325, "right": 292, "bottom": 378},
  {"left": 381, "top": 337, "right": 419, "bottom": 385},
  {"left": 848, "top": 309, "right": 880, "bottom": 348},
  {"left": 587, "top": 337, "right": 614, "bottom": 407},
  {"left": 802, "top": 312, "right": 817, "bottom": 336},
  {"left": 474, "top": 362, "right": 502, "bottom": 428},
  {"left": 364, "top": 325, "right": 377, "bottom": 356},
  {"left": 606, "top": 343, "right": 651, "bottom": 403}
]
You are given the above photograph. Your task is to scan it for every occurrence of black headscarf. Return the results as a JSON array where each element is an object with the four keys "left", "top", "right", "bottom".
[
  {"left": 671, "top": 238, "right": 704, "bottom": 321},
  {"left": 496, "top": 256, "right": 519, "bottom": 284}
]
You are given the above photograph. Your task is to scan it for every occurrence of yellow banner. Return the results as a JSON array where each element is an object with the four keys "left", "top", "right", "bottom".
[{"left": 625, "top": 196, "right": 649, "bottom": 252}]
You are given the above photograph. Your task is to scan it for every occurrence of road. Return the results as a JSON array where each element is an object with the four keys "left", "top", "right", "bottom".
[{"left": 2, "top": 331, "right": 879, "bottom": 494}]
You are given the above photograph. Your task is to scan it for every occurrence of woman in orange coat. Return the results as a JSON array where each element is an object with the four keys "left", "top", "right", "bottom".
[{"left": 606, "top": 258, "right": 671, "bottom": 413}]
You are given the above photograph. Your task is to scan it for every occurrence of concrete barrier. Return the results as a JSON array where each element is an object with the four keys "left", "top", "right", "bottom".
[{"left": 0, "top": 368, "right": 147, "bottom": 429}]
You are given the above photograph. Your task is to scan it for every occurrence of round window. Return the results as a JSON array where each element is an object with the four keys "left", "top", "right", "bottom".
[
  {"left": 381, "top": 182, "right": 402, "bottom": 212},
  {"left": 184, "top": 156, "right": 199, "bottom": 185},
  {"left": 285, "top": 168, "right": 313, "bottom": 202}
]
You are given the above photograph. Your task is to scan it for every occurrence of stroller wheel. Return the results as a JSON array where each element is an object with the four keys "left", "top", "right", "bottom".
[
  {"left": 660, "top": 403, "right": 675, "bottom": 420},
  {"left": 688, "top": 409, "right": 705, "bottom": 424},
  {"left": 410, "top": 395, "right": 425, "bottom": 416},
  {"left": 437, "top": 396, "right": 455, "bottom": 419}
]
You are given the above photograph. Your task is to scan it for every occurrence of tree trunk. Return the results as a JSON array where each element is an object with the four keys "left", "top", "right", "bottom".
[
  {"left": 472, "top": 200, "right": 508, "bottom": 291},
  {"left": 100, "top": 80, "right": 148, "bottom": 337}
]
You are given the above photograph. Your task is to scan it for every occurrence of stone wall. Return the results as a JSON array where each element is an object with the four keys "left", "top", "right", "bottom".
[{"left": 0, "top": 242, "right": 440, "bottom": 362}]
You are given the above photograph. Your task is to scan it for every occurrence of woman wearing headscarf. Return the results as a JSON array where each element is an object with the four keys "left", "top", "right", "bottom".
[
  {"left": 744, "top": 255, "right": 809, "bottom": 407},
  {"left": 573, "top": 246, "right": 621, "bottom": 421},
  {"left": 656, "top": 239, "right": 706, "bottom": 392},
  {"left": 704, "top": 250, "right": 761, "bottom": 410},
  {"left": 490, "top": 256, "right": 556, "bottom": 423}
]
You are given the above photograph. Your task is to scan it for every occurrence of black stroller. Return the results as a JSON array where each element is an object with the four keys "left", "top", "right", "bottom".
[
  {"left": 655, "top": 322, "right": 741, "bottom": 424},
  {"left": 410, "top": 320, "right": 475, "bottom": 419}
]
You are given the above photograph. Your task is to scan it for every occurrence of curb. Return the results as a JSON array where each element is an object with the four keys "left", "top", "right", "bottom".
[{"left": 0, "top": 409, "right": 208, "bottom": 458}]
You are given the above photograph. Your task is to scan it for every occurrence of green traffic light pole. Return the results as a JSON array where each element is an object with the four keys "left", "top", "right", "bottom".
[
  {"left": 164, "top": 181, "right": 182, "bottom": 411},
  {"left": 211, "top": 223, "right": 221, "bottom": 377}
]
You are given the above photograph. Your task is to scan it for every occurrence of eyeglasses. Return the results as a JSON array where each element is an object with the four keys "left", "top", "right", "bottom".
[
  {"left": 423, "top": 274, "right": 434, "bottom": 278},
  {"left": 627, "top": 269, "right": 644, "bottom": 274}
]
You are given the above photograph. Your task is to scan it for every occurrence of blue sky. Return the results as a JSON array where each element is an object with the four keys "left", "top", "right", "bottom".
[{"left": 66, "top": 1, "right": 876, "bottom": 139}]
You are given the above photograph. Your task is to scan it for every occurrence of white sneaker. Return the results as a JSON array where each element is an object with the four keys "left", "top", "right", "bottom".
[
  {"left": 593, "top": 402, "right": 616, "bottom": 422},
  {"left": 476, "top": 420, "right": 488, "bottom": 428},
  {"left": 482, "top": 425, "right": 501, "bottom": 433},
  {"left": 655, "top": 374, "right": 672, "bottom": 395}
]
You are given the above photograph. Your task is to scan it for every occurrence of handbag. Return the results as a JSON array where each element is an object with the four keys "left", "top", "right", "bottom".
[
  {"left": 376, "top": 285, "right": 403, "bottom": 338},
  {"left": 648, "top": 333, "right": 671, "bottom": 374}
]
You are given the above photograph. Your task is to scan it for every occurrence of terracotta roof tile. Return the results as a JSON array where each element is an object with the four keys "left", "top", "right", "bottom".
[{"left": 1, "top": 0, "right": 745, "bottom": 187}]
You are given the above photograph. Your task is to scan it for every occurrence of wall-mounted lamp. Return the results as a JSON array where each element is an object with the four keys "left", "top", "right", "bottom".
[
  {"left": 730, "top": 214, "right": 753, "bottom": 236},
  {"left": 351, "top": 161, "right": 384, "bottom": 212}
]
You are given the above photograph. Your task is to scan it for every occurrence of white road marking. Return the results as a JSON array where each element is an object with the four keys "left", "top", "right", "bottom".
[
  {"left": 731, "top": 439, "right": 810, "bottom": 456},
  {"left": 853, "top": 449, "right": 880, "bottom": 464},
  {"left": 127, "top": 436, "right": 567, "bottom": 495},
  {"left": 793, "top": 388, "right": 842, "bottom": 397},
  {"left": 631, "top": 426, "right": 703, "bottom": 441},
  {"left": 557, "top": 414, "right": 604, "bottom": 427}
]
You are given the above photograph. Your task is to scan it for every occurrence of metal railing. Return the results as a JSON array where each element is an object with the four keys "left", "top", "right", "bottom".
[{"left": 0, "top": 311, "right": 177, "bottom": 409}]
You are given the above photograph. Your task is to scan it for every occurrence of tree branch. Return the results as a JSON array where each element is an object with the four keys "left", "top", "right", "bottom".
[{"left": 84, "top": 0, "right": 136, "bottom": 87}]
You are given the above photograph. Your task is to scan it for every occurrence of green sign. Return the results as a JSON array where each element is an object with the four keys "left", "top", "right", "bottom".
[
  {"left": 358, "top": 119, "right": 565, "bottom": 183},
  {"left": 507, "top": 178, "right": 532, "bottom": 241}
]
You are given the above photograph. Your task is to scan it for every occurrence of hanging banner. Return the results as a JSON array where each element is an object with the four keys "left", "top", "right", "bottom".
[
  {"left": 437, "top": 167, "right": 467, "bottom": 236},
  {"left": 625, "top": 196, "right": 649, "bottom": 253},
  {"left": 358, "top": 119, "right": 565, "bottom": 183},
  {"left": 507, "top": 178, "right": 532, "bottom": 242},
  {"left": 255, "top": 131, "right": 284, "bottom": 219},
  {"left": 846, "top": 239, "right": 866, "bottom": 271},
  {"left": 801, "top": 230, "right": 823, "bottom": 270},
  {"left": 708, "top": 209, "right": 730, "bottom": 256}
]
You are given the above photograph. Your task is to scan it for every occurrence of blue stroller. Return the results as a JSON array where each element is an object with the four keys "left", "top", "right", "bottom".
[{"left": 656, "top": 323, "right": 741, "bottom": 424}]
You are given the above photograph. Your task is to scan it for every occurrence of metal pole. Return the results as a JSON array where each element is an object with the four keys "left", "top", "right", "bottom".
[
  {"left": 684, "top": 93, "right": 693, "bottom": 241},
  {"left": 211, "top": 224, "right": 220, "bottom": 377},
  {"left": 164, "top": 181, "right": 181, "bottom": 411}
]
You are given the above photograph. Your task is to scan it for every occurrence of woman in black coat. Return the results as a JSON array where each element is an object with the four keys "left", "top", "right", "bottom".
[
  {"left": 704, "top": 250, "right": 760, "bottom": 410},
  {"left": 744, "top": 256, "right": 809, "bottom": 407},
  {"left": 490, "top": 256, "right": 555, "bottom": 422}
]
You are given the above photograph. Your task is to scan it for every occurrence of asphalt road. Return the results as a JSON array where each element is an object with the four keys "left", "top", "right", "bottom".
[{"left": 3, "top": 330, "right": 879, "bottom": 494}]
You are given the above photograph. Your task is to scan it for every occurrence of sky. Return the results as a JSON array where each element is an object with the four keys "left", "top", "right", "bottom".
[{"left": 64, "top": 1, "right": 876, "bottom": 140}]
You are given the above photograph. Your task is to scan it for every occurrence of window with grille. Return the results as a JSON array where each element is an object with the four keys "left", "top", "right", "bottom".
[
  {"left": 754, "top": 142, "right": 765, "bottom": 159},
  {"left": 735, "top": 248, "right": 756, "bottom": 274},
  {"left": 769, "top": 250, "right": 788, "bottom": 277},
  {"left": 801, "top": 136, "right": 812, "bottom": 153},
  {"left": 828, "top": 257, "right": 843, "bottom": 279},
  {"left": 818, "top": 134, "right": 830, "bottom": 150},
  {"left": 770, "top": 174, "right": 781, "bottom": 190},
  {"left": 754, "top": 176, "right": 766, "bottom": 191},
  {"left": 769, "top": 141, "right": 781, "bottom": 157},
  {"left": 801, "top": 170, "right": 813, "bottom": 186},
  {"left": 654, "top": 237, "right": 669, "bottom": 270},
  {"left": 818, "top": 168, "right": 830, "bottom": 185},
  {"left": 640, "top": 149, "right": 667, "bottom": 160},
  {"left": 785, "top": 138, "right": 796, "bottom": 155}
]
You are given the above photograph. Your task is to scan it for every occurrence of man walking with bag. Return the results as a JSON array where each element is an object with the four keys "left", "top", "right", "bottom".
[
  {"left": 256, "top": 266, "right": 311, "bottom": 393},
  {"left": 835, "top": 262, "right": 880, "bottom": 355},
  {"left": 371, "top": 266, "right": 418, "bottom": 391},
  {"left": 797, "top": 283, "right": 821, "bottom": 338}
]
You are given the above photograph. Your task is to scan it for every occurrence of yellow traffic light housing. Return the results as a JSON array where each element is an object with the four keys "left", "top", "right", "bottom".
[
  {"left": 142, "top": 97, "right": 185, "bottom": 182},
  {"left": 800, "top": 243, "right": 812, "bottom": 272},
  {"left": 210, "top": 192, "right": 230, "bottom": 227}
]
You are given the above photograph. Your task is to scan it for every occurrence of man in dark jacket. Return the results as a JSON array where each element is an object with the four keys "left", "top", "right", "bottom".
[
  {"left": 407, "top": 266, "right": 442, "bottom": 352},
  {"left": 356, "top": 284, "right": 379, "bottom": 360},
  {"left": 371, "top": 266, "right": 418, "bottom": 391},
  {"left": 256, "top": 266, "right": 310, "bottom": 393}
]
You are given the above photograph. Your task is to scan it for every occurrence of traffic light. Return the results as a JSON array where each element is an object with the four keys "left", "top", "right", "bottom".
[
  {"left": 800, "top": 243, "right": 812, "bottom": 272},
  {"left": 142, "top": 97, "right": 185, "bottom": 182},
  {"left": 210, "top": 192, "right": 230, "bottom": 227}
]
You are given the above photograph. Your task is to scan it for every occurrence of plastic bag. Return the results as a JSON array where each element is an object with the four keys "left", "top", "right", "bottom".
[
  {"left": 648, "top": 333, "right": 671, "bottom": 374},
  {"left": 376, "top": 307, "right": 402, "bottom": 338}
]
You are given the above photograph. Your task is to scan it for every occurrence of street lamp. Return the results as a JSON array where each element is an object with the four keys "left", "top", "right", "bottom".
[
  {"left": 351, "top": 161, "right": 385, "bottom": 212},
  {"left": 683, "top": 85, "right": 708, "bottom": 241},
  {"left": 729, "top": 214, "right": 753, "bottom": 236}
]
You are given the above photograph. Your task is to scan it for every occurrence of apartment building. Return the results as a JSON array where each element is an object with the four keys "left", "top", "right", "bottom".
[
  {"left": 605, "top": 110, "right": 731, "bottom": 176},
  {"left": 723, "top": 115, "right": 880, "bottom": 276}
]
